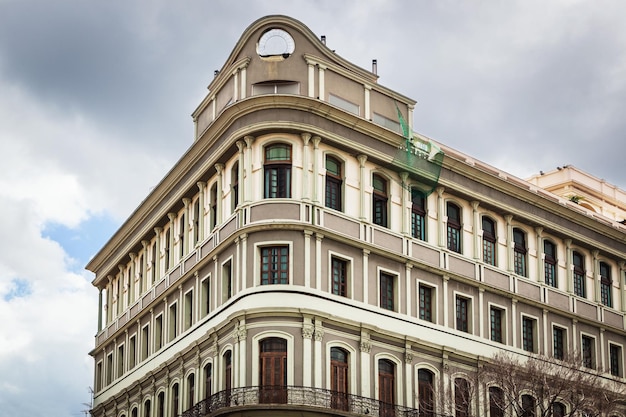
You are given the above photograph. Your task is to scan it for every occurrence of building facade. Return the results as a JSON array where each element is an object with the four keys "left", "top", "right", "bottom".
[{"left": 87, "top": 15, "right": 626, "bottom": 417}]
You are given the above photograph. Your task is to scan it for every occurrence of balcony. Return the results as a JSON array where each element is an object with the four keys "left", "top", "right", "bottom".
[{"left": 180, "top": 385, "right": 448, "bottom": 417}]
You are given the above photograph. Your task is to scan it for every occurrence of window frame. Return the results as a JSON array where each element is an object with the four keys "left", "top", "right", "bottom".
[
  {"left": 572, "top": 251, "right": 586, "bottom": 298},
  {"left": 330, "top": 255, "right": 349, "bottom": 297},
  {"left": 260, "top": 246, "right": 290, "bottom": 285},
  {"left": 552, "top": 326, "right": 566, "bottom": 360},
  {"left": 513, "top": 228, "right": 528, "bottom": 277},
  {"left": 455, "top": 295, "right": 471, "bottom": 333},
  {"left": 521, "top": 316, "right": 536, "bottom": 353},
  {"left": 543, "top": 240, "right": 557, "bottom": 287},
  {"left": 609, "top": 343, "right": 623, "bottom": 377},
  {"left": 372, "top": 173, "right": 389, "bottom": 228},
  {"left": 600, "top": 261, "right": 612, "bottom": 307},
  {"left": 264, "top": 143, "right": 292, "bottom": 199},
  {"left": 379, "top": 270, "right": 397, "bottom": 311},
  {"left": 489, "top": 305, "right": 505, "bottom": 344},
  {"left": 325, "top": 155, "right": 343, "bottom": 211},
  {"left": 419, "top": 283, "right": 435, "bottom": 323},
  {"left": 411, "top": 188, "right": 426, "bottom": 241},
  {"left": 581, "top": 334, "right": 596, "bottom": 369},
  {"left": 446, "top": 201, "right": 462, "bottom": 253},
  {"left": 482, "top": 216, "right": 497, "bottom": 266}
]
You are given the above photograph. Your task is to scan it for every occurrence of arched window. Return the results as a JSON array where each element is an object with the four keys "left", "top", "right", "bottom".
[
  {"left": 223, "top": 351, "right": 232, "bottom": 396},
  {"left": 544, "top": 240, "right": 557, "bottom": 287},
  {"left": 231, "top": 162, "right": 239, "bottom": 211},
  {"left": 446, "top": 202, "right": 462, "bottom": 253},
  {"left": 417, "top": 369, "right": 434, "bottom": 417},
  {"left": 178, "top": 214, "right": 186, "bottom": 259},
  {"left": 372, "top": 174, "right": 388, "bottom": 227},
  {"left": 573, "top": 251, "right": 586, "bottom": 297},
  {"left": 411, "top": 189, "right": 426, "bottom": 241},
  {"left": 210, "top": 183, "right": 218, "bottom": 230},
  {"left": 454, "top": 378, "right": 470, "bottom": 417},
  {"left": 600, "top": 261, "right": 612, "bottom": 307},
  {"left": 264, "top": 144, "right": 292, "bottom": 198},
  {"left": 553, "top": 402, "right": 566, "bottom": 417},
  {"left": 164, "top": 228, "right": 171, "bottom": 271},
  {"left": 488, "top": 387, "right": 504, "bottom": 417},
  {"left": 131, "top": 407, "right": 138, "bottom": 417},
  {"left": 482, "top": 217, "right": 496, "bottom": 266},
  {"left": 204, "top": 363, "right": 212, "bottom": 399},
  {"left": 521, "top": 394, "right": 535, "bottom": 417},
  {"left": 187, "top": 373, "right": 195, "bottom": 409},
  {"left": 378, "top": 359, "right": 395, "bottom": 417},
  {"left": 157, "top": 392, "right": 164, "bottom": 417},
  {"left": 325, "top": 155, "right": 343, "bottom": 211},
  {"left": 193, "top": 197, "right": 201, "bottom": 245},
  {"left": 144, "top": 399, "right": 151, "bottom": 417},
  {"left": 330, "top": 347, "right": 349, "bottom": 410},
  {"left": 513, "top": 228, "right": 527, "bottom": 277},
  {"left": 171, "top": 383, "right": 179, "bottom": 417},
  {"left": 259, "top": 338, "right": 287, "bottom": 403}
]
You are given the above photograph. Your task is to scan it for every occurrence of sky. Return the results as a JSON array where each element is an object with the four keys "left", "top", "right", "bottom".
[{"left": 0, "top": 0, "right": 625, "bottom": 416}]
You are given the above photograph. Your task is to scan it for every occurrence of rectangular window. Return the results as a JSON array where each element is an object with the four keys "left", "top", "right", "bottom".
[
  {"left": 329, "top": 93, "right": 360, "bottom": 115},
  {"left": 261, "top": 247, "right": 289, "bottom": 285},
  {"left": 573, "top": 252, "right": 585, "bottom": 297},
  {"left": 380, "top": 272, "right": 395, "bottom": 311},
  {"left": 600, "top": 262, "right": 612, "bottom": 307},
  {"left": 522, "top": 317, "right": 535, "bottom": 353},
  {"left": 184, "top": 290, "right": 193, "bottom": 331},
  {"left": 582, "top": 336, "right": 595, "bottom": 369},
  {"left": 490, "top": 307, "right": 503, "bottom": 343},
  {"left": 129, "top": 336, "right": 136, "bottom": 369},
  {"left": 141, "top": 325, "right": 149, "bottom": 361},
  {"left": 155, "top": 315, "right": 163, "bottom": 351},
  {"left": 95, "top": 361, "right": 103, "bottom": 392},
  {"left": 106, "top": 353, "right": 113, "bottom": 385},
  {"left": 331, "top": 257, "right": 348, "bottom": 297},
  {"left": 411, "top": 190, "right": 426, "bottom": 241},
  {"left": 610, "top": 344, "right": 622, "bottom": 377},
  {"left": 169, "top": 303, "right": 178, "bottom": 342},
  {"left": 117, "top": 344, "right": 124, "bottom": 379},
  {"left": 456, "top": 296, "right": 469, "bottom": 333},
  {"left": 553, "top": 327, "right": 564, "bottom": 360},
  {"left": 201, "top": 278, "right": 210, "bottom": 318},
  {"left": 373, "top": 112, "right": 401, "bottom": 134},
  {"left": 222, "top": 260, "right": 232, "bottom": 301},
  {"left": 419, "top": 284, "right": 433, "bottom": 322}
]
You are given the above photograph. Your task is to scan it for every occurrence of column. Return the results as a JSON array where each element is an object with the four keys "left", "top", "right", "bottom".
[
  {"left": 362, "top": 249, "right": 370, "bottom": 304},
  {"left": 302, "top": 316, "right": 314, "bottom": 387},
  {"left": 357, "top": 155, "right": 368, "bottom": 220},
  {"left": 619, "top": 261, "right": 626, "bottom": 313},
  {"left": 232, "top": 69, "right": 239, "bottom": 103},
  {"left": 542, "top": 309, "right": 548, "bottom": 355},
  {"left": 307, "top": 60, "right": 315, "bottom": 98},
  {"left": 239, "top": 62, "right": 247, "bottom": 100},
  {"left": 153, "top": 227, "right": 162, "bottom": 283},
  {"left": 167, "top": 213, "right": 176, "bottom": 270},
  {"left": 471, "top": 201, "right": 480, "bottom": 260},
  {"left": 478, "top": 288, "right": 485, "bottom": 338},
  {"left": 408, "top": 105, "right": 414, "bottom": 134},
  {"left": 364, "top": 85, "right": 371, "bottom": 120},
  {"left": 315, "top": 233, "right": 323, "bottom": 291},
  {"left": 183, "top": 198, "right": 191, "bottom": 255},
  {"left": 215, "top": 164, "right": 224, "bottom": 226},
  {"left": 235, "top": 141, "right": 244, "bottom": 211},
  {"left": 565, "top": 239, "right": 573, "bottom": 293},
  {"left": 313, "top": 318, "right": 324, "bottom": 388},
  {"left": 511, "top": 299, "right": 518, "bottom": 348},
  {"left": 240, "top": 233, "right": 248, "bottom": 291},
  {"left": 404, "top": 344, "right": 413, "bottom": 408},
  {"left": 106, "top": 276, "right": 113, "bottom": 324},
  {"left": 129, "top": 253, "right": 136, "bottom": 304},
  {"left": 443, "top": 276, "right": 449, "bottom": 327},
  {"left": 244, "top": 136, "right": 255, "bottom": 203},
  {"left": 197, "top": 182, "right": 206, "bottom": 243},
  {"left": 400, "top": 172, "right": 409, "bottom": 235},
  {"left": 436, "top": 187, "right": 445, "bottom": 247},
  {"left": 592, "top": 250, "right": 600, "bottom": 303},
  {"left": 505, "top": 215, "right": 514, "bottom": 272},
  {"left": 405, "top": 263, "right": 412, "bottom": 315},
  {"left": 359, "top": 330, "right": 371, "bottom": 398},
  {"left": 301, "top": 133, "right": 312, "bottom": 201},
  {"left": 535, "top": 227, "right": 544, "bottom": 283},
  {"left": 98, "top": 287, "right": 103, "bottom": 331},
  {"left": 118, "top": 265, "right": 125, "bottom": 314},
  {"left": 304, "top": 231, "right": 312, "bottom": 288},
  {"left": 317, "top": 64, "right": 326, "bottom": 100},
  {"left": 312, "top": 136, "right": 321, "bottom": 204},
  {"left": 237, "top": 319, "right": 247, "bottom": 388},
  {"left": 141, "top": 241, "right": 149, "bottom": 295}
]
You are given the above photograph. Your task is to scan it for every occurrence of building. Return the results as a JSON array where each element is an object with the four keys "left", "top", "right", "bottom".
[{"left": 87, "top": 15, "right": 626, "bottom": 417}]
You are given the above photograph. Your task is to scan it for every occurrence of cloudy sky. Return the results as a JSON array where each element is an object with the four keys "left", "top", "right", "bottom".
[{"left": 0, "top": 0, "right": 625, "bottom": 415}]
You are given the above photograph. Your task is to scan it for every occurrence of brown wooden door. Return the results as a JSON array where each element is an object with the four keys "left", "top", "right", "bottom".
[
  {"left": 260, "top": 338, "right": 287, "bottom": 403},
  {"left": 331, "top": 348, "right": 349, "bottom": 411},
  {"left": 378, "top": 359, "right": 395, "bottom": 417}
]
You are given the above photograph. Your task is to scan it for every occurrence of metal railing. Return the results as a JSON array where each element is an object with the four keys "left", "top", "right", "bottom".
[{"left": 180, "top": 385, "right": 449, "bottom": 417}]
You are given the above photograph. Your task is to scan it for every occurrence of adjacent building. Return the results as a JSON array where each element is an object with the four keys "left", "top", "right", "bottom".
[{"left": 87, "top": 15, "right": 626, "bottom": 417}]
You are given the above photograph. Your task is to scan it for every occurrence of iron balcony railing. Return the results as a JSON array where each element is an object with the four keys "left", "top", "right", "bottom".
[{"left": 180, "top": 385, "right": 449, "bottom": 417}]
